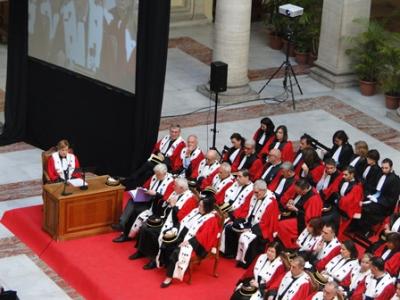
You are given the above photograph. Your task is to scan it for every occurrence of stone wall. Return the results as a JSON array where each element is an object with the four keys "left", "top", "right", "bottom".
[{"left": 171, "top": 0, "right": 213, "bottom": 26}]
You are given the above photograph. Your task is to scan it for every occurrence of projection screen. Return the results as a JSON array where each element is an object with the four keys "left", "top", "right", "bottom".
[{"left": 28, "top": 0, "right": 138, "bottom": 94}]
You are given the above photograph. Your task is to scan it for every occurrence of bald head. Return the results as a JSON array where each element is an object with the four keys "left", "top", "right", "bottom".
[
  {"left": 268, "top": 149, "right": 282, "bottom": 164},
  {"left": 206, "top": 150, "right": 218, "bottom": 165}
]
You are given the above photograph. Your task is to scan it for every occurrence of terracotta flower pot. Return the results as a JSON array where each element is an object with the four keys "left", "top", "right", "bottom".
[
  {"left": 359, "top": 80, "right": 377, "bottom": 96},
  {"left": 268, "top": 33, "right": 283, "bottom": 50},
  {"left": 282, "top": 40, "right": 295, "bottom": 57},
  {"left": 385, "top": 94, "right": 400, "bottom": 110},
  {"left": 295, "top": 51, "right": 309, "bottom": 65}
]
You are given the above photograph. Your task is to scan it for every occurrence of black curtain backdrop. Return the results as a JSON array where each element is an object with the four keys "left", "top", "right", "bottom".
[
  {"left": 0, "top": 0, "right": 28, "bottom": 144},
  {"left": 1, "top": 0, "right": 171, "bottom": 176}
]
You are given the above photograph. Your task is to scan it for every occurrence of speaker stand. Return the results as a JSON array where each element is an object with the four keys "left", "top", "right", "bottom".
[{"left": 211, "top": 91, "right": 219, "bottom": 150}]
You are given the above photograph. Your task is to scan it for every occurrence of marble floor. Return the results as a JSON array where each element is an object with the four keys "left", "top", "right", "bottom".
[{"left": 1, "top": 22, "right": 400, "bottom": 299}]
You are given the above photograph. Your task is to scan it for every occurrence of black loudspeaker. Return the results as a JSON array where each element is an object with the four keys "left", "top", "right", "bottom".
[{"left": 210, "top": 61, "right": 228, "bottom": 93}]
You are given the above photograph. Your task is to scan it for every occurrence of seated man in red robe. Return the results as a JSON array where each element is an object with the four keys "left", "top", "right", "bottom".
[
  {"left": 211, "top": 162, "right": 236, "bottom": 205},
  {"left": 277, "top": 178, "right": 323, "bottom": 250},
  {"left": 317, "top": 159, "right": 342, "bottom": 211},
  {"left": 231, "top": 140, "right": 258, "bottom": 179},
  {"left": 174, "top": 134, "right": 204, "bottom": 180},
  {"left": 111, "top": 163, "right": 175, "bottom": 242},
  {"left": 234, "top": 180, "right": 279, "bottom": 268},
  {"left": 273, "top": 256, "right": 311, "bottom": 300},
  {"left": 123, "top": 124, "right": 186, "bottom": 189},
  {"left": 157, "top": 195, "right": 221, "bottom": 288},
  {"left": 336, "top": 166, "right": 364, "bottom": 239},
  {"left": 313, "top": 223, "right": 341, "bottom": 272},
  {"left": 196, "top": 149, "right": 220, "bottom": 190},
  {"left": 47, "top": 139, "right": 81, "bottom": 182},
  {"left": 272, "top": 161, "right": 298, "bottom": 211},
  {"left": 293, "top": 134, "right": 314, "bottom": 177},
  {"left": 351, "top": 257, "right": 396, "bottom": 300},
  {"left": 252, "top": 148, "right": 282, "bottom": 185}
]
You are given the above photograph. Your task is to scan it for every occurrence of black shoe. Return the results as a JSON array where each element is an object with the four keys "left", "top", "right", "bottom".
[
  {"left": 143, "top": 260, "right": 157, "bottom": 270},
  {"left": 160, "top": 280, "right": 172, "bottom": 288},
  {"left": 112, "top": 234, "right": 132, "bottom": 243},
  {"left": 128, "top": 251, "right": 144, "bottom": 260},
  {"left": 111, "top": 223, "right": 124, "bottom": 231}
]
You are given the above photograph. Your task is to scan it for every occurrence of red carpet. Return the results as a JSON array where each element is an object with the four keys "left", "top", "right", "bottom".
[{"left": 1, "top": 204, "right": 243, "bottom": 300}]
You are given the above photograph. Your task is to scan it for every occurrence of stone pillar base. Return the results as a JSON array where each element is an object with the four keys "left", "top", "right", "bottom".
[
  {"left": 387, "top": 109, "right": 400, "bottom": 123},
  {"left": 197, "top": 83, "right": 260, "bottom": 104},
  {"left": 310, "top": 64, "right": 358, "bottom": 89}
]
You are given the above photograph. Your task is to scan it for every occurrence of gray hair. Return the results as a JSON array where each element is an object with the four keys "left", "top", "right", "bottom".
[
  {"left": 153, "top": 163, "right": 168, "bottom": 174},
  {"left": 220, "top": 162, "right": 232, "bottom": 173},
  {"left": 324, "top": 281, "right": 338, "bottom": 293},
  {"left": 292, "top": 256, "right": 305, "bottom": 268},
  {"left": 175, "top": 177, "right": 189, "bottom": 191},
  {"left": 245, "top": 140, "right": 255, "bottom": 148},
  {"left": 281, "top": 161, "right": 294, "bottom": 171},
  {"left": 254, "top": 179, "right": 267, "bottom": 191}
]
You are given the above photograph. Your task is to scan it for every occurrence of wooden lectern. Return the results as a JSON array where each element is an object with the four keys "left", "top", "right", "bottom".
[{"left": 42, "top": 175, "right": 124, "bottom": 241}]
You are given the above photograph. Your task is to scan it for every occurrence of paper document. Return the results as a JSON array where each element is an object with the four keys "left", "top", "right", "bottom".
[
  {"left": 68, "top": 178, "right": 88, "bottom": 187},
  {"left": 132, "top": 187, "right": 151, "bottom": 203}
]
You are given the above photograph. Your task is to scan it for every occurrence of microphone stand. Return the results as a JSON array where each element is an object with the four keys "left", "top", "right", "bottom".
[
  {"left": 61, "top": 165, "right": 72, "bottom": 196},
  {"left": 80, "top": 167, "right": 88, "bottom": 190}
]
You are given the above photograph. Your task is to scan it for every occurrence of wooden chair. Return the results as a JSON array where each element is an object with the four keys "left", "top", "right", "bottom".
[
  {"left": 187, "top": 207, "right": 225, "bottom": 285},
  {"left": 42, "top": 146, "right": 57, "bottom": 184}
]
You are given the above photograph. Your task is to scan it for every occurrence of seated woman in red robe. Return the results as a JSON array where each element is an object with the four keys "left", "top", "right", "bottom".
[
  {"left": 320, "top": 240, "right": 359, "bottom": 289},
  {"left": 230, "top": 241, "right": 288, "bottom": 300},
  {"left": 47, "top": 139, "right": 80, "bottom": 182},
  {"left": 222, "top": 133, "right": 245, "bottom": 166},
  {"left": 253, "top": 117, "right": 275, "bottom": 156},
  {"left": 157, "top": 195, "right": 221, "bottom": 288},
  {"left": 371, "top": 232, "right": 400, "bottom": 277},
  {"left": 259, "top": 125, "right": 294, "bottom": 162},
  {"left": 300, "top": 148, "right": 325, "bottom": 187}
]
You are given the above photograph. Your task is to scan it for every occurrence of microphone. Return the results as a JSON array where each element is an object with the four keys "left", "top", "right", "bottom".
[{"left": 61, "top": 164, "right": 72, "bottom": 196}]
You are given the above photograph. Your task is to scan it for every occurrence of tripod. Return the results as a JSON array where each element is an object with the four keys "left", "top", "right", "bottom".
[
  {"left": 211, "top": 90, "right": 220, "bottom": 151},
  {"left": 258, "top": 28, "right": 303, "bottom": 109}
]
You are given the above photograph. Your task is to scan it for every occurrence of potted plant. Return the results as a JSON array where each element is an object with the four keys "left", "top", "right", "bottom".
[
  {"left": 262, "top": 0, "right": 285, "bottom": 50},
  {"left": 294, "top": 35, "right": 310, "bottom": 65},
  {"left": 346, "top": 19, "right": 388, "bottom": 96},
  {"left": 378, "top": 35, "right": 400, "bottom": 109}
]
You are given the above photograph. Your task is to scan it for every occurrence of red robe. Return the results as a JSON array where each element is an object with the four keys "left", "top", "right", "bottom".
[
  {"left": 240, "top": 255, "right": 286, "bottom": 293},
  {"left": 255, "top": 132, "right": 275, "bottom": 158},
  {"left": 337, "top": 182, "right": 364, "bottom": 240},
  {"left": 278, "top": 189, "right": 323, "bottom": 249},
  {"left": 375, "top": 246, "right": 400, "bottom": 277},
  {"left": 279, "top": 180, "right": 298, "bottom": 208},
  {"left": 253, "top": 197, "right": 280, "bottom": 241},
  {"left": 190, "top": 214, "right": 221, "bottom": 257},
  {"left": 142, "top": 175, "right": 175, "bottom": 202},
  {"left": 47, "top": 154, "right": 81, "bottom": 182},
  {"left": 232, "top": 191, "right": 254, "bottom": 220},
  {"left": 276, "top": 272, "right": 311, "bottom": 300},
  {"left": 222, "top": 148, "right": 243, "bottom": 167},
  {"left": 152, "top": 136, "right": 186, "bottom": 173},
  {"left": 259, "top": 139, "right": 295, "bottom": 162},
  {"left": 351, "top": 274, "right": 396, "bottom": 300},
  {"left": 302, "top": 162, "right": 325, "bottom": 187},
  {"left": 212, "top": 174, "right": 236, "bottom": 205},
  {"left": 173, "top": 147, "right": 205, "bottom": 179},
  {"left": 319, "top": 171, "right": 343, "bottom": 201},
  {"left": 177, "top": 196, "right": 198, "bottom": 221},
  {"left": 315, "top": 238, "right": 341, "bottom": 271}
]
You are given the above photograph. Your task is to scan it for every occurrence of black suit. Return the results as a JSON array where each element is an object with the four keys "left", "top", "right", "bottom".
[
  {"left": 326, "top": 143, "right": 354, "bottom": 170},
  {"left": 362, "top": 164, "right": 382, "bottom": 195},
  {"left": 362, "top": 172, "right": 400, "bottom": 226},
  {"left": 349, "top": 155, "right": 368, "bottom": 181}
]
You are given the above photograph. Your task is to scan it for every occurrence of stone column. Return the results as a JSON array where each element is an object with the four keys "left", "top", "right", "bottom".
[
  {"left": 310, "top": 0, "right": 372, "bottom": 88},
  {"left": 198, "top": 0, "right": 259, "bottom": 104}
]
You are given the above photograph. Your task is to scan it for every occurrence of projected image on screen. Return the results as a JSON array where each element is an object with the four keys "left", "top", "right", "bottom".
[{"left": 28, "top": 0, "right": 138, "bottom": 94}]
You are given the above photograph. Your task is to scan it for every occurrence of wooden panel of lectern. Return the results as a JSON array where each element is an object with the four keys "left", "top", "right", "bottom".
[{"left": 42, "top": 175, "right": 124, "bottom": 241}]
